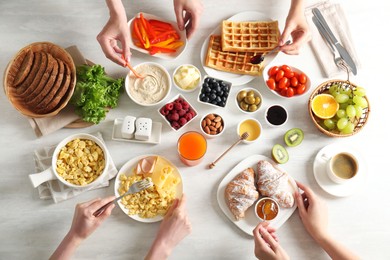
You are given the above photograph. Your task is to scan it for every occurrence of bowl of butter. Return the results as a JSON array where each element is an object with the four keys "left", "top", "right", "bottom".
[{"left": 173, "top": 64, "right": 201, "bottom": 92}]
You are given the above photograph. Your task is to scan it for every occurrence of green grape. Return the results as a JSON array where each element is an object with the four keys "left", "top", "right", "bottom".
[
  {"left": 335, "top": 93, "right": 349, "bottom": 103},
  {"left": 336, "top": 109, "right": 346, "bottom": 118},
  {"left": 353, "top": 96, "right": 368, "bottom": 108},
  {"left": 329, "top": 84, "right": 339, "bottom": 95},
  {"left": 354, "top": 105, "right": 363, "bottom": 118},
  {"left": 354, "top": 87, "right": 366, "bottom": 97},
  {"left": 339, "top": 103, "right": 349, "bottom": 110},
  {"left": 337, "top": 118, "right": 348, "bottom": 130},
  {"left": 340, "top": 88, "right": 351, "bottom": 96},
  {"left": 341, "top": 122, "right": 355, "bottom": 134},
  {"left": 346, "top": 105, "right": 356, "bottom": 118},
  {"left": 324, "top": 119, "right": 336, "bottom": 130}
]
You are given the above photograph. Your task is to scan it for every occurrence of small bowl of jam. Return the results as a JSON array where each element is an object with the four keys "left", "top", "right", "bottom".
[{"left": 254, "top": 197, "right": 279, "bottom": 221}]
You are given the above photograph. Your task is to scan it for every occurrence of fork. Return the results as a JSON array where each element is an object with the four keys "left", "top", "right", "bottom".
[
  {"left": 93, "top": 177, "right": 153, "bottom": 217},
  {"left": 312, "top": 16, "right": 345, "bottom": 71}
]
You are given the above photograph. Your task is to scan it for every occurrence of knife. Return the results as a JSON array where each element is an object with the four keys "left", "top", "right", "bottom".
[{"left": 312, "top": 8, "right": 357, "bottom": 75}]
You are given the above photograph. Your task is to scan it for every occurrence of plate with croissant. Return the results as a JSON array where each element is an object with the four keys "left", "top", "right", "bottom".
[{"left": 217, "top": 154, "right": 298, "bottom": 236}]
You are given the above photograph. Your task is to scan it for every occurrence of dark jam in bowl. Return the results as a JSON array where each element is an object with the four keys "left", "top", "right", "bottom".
[{"left": 266, "top": 105, "right": 287, "bottom": 126}]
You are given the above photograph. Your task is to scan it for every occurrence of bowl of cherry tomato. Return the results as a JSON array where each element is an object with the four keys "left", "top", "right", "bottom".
[{"left": 263, "top": 64, "right": 311, "bottom": 98}]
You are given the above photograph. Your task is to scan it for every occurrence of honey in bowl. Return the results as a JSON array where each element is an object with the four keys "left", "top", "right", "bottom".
[
  {"left": 238, "top": 119, "right": 261, "bottom": 142},
  {"left": 255, "top": 198, "right": 279, "bottom": 221}
]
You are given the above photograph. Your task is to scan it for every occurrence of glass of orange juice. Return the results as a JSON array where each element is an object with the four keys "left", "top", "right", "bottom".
[{"left": 177, "top": 131, "right": 207, "bottom": 166}]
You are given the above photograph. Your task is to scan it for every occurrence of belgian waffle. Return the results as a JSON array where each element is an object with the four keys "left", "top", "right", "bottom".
[
  {"left": 205, "top": 35, "right": 264, "bottom": 76},
  {"left": 221, "top": 20, "right": 280, "bottom": 52}
]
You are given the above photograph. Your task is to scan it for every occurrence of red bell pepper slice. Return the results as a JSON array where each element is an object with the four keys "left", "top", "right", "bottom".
[
  {"left": 149, "top": 46, "right": 176, "bottom": 55},
  {"left": 132, "top": 18, "right": 145, "bottom": 47},
  {"left": 139, "top": 13, "right": 156, "bottom": 41},
  {"left": 149, "top": 19, "right": 175, "bottom": 31}
]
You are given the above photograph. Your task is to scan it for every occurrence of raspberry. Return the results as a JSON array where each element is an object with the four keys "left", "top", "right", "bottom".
[
  {"left": 160, "top": 107, "right": 169, "bottom": 116},
  {"left": 181, "top": 101, "right": 190, "bottom": 110},
  {"left": 176, "top": 97, "right": 185, "bottom": 103},
  {"left": 189, "top": 109, "right": 196, "bottom": 117},
  {"left": 170, "top": 112, "right": 179, "bottom": 122},
  {"left": 184, "top": 113, "right": 193, "bottom": 121},
  {"left": 178, "top": 109, "right": 186, "bottom": 117},
  {"left": 174, "top": 102, "right": 182, "bottom": 110},
  {"left": 178, "top": 117, "right": 188, "bottom": 126},
  {"left": 165, "top": 102, "right": 174, "bottom": 110},
  {"left": 171, "top": 121, "right": 180, "bottom": 130}
]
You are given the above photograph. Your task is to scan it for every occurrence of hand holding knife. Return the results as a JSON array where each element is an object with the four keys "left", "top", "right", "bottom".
[{"left": 312, "top": 8, "right": 357, "bottom": 75}]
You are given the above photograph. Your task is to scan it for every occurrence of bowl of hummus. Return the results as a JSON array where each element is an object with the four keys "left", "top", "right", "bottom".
[{"left": 126, "top": 62, "right": 171, "bottom": 106}]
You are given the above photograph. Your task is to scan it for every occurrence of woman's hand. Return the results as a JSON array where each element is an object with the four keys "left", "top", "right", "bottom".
[
  {"left": 173, "top": 0, "right": 204, "bottom": 39},
  {"left": 253, "top": 222, "right": 290, "bottom": 260},
  {"left": 145, "top": 194, "right": 192, "bottom": 260},
  {"left": 97, "top": 0, "right": 131, "bottom": 66}
]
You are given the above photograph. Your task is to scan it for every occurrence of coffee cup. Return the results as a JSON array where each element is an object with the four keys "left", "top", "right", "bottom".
[{"left": 322, "top": 152, "right": 359, "bottom": 184}]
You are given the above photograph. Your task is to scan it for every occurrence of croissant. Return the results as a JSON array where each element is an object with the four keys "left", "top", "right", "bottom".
[
  {"left": 225, "top": 167, "right": 259, "bottom": 220},
  {"left": 256, "top": 160, "right": 294, "bottom": 208}
]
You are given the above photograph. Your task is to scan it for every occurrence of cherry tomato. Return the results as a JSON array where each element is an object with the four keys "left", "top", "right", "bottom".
[
  {"left": 281, "top": 65, "right": 292, "bottom": 72},
  {"left": 290, "top": 77, "right": 298, "bottom": 87},
  {"left": 298, "top": 73, "right": 307, "bottom": 84},
  {"left": 275, "top": 70, "right": 285, "bottom": 82},
  {"left": 266, "top": 77, "right": 276, "bottom": 90},
  {"left": 284, "top": 70, "right": 295, "bottom": 78},
  {"left": 296, "top": 83, "right": 306, "bottom": 94},
  {"left": 286, "top": 87, "right": 295, "bottom": 97},
  {"left": 268, "top": 66, "right": 279, "bottom": 77},
  {"left": 277, "top": 77, "right": 289, "bottom": 89}
]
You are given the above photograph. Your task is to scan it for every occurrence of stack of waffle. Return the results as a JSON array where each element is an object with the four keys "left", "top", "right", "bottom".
[{"left": 205, "top": 20, "right": 279, "bottom": 76}]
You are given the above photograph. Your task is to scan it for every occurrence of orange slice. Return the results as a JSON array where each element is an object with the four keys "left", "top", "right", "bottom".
[{"left": 311, "top": 94, "right": 339, "bottom": 119}]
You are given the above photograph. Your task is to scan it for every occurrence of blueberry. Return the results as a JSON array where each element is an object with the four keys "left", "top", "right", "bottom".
[
  {"left": 223, "top": 86, "right": 229, "bottom": 92},
  {"left": 216, "top": 96, "right": 222, "bottom": 103},
  {"left": 222, "top": 96, "right": 227, "bottom": 102},
  {"left": 210, "top": 93, "right": 217, "bottom": 100},
  {"left": 224, "top": 91, "right": 229, "bottom": 97},
  {"left": 211, "top": 100, "right": 218, "bottom": 105},
  {"left": 204, "top": 86, "right": 211, "bottom": 93},
  {"left": 219, "top": 101, "right": 226, "bottom": 107}
]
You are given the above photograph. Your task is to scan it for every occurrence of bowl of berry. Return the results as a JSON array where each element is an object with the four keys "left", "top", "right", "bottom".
[
  {"left": 198, "top": 76, "right": 231, "bottom": 108},
  {"left": 159, "top": 94, "right": 198, "bottom": 131}
]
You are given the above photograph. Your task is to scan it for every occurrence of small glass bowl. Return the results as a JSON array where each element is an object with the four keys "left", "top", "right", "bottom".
[
  {"left": 172, "top": 64, "right": 201, "bottom": 93},
  {"left": 199, "top": 113, "right": 225, "bottom": 138},
  {"left": 237, "top": 118, "right": 262, "bottom": 144},
  {"left": 235, "top": 87, "right": 263, "bottom": 114},
  {"left": 254, "top": 197, "right": 280, "bottom": 221}
]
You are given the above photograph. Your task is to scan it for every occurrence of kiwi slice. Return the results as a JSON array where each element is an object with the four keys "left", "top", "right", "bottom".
[
  {"left": 284, "top": 128, "right": 304, "bottom": 147},
  {"left": 272, "top": 144, "right": 289, "bottom": 164}
]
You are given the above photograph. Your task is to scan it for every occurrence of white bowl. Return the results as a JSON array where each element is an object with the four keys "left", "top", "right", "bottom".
[
  {"left": 128, "top": 12, "right": 187, "bottom": 60},
  {"left": 254, "top": 197, "right": 280, "bottom": 221},
  {"left": 199, "top": 113, "right": 225, "bottom": 138},
  {"left": 29, "top": 133, "right": 110, "bottom": 189},
  {"left": 264, "top": 104, "right": 289, "bottom": 127},
  {"left": 126, "top": 62, "right": 171, "bottom": 107},
  {"left": 158, "top": 94, "right": 198, "bottom": 131},
  {"left": 197, "top": 75, "right": 232, "bottom": 108},
  {"left": 235, "top": 87, "right": 263, "bottom": 114},
  {"left": 263, "top": 64, "right": 311, "bottom": 98},
  {"left": 173, "top": 64, "right": 201, "bottom": 92},
  {"left": 237, "top": 118, "right": 262, "bottom": 144}
]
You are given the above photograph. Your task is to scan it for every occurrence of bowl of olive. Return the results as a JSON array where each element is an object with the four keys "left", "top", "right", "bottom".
[{"left": 236, "top": 87, "right": 262, "bottom": 113}]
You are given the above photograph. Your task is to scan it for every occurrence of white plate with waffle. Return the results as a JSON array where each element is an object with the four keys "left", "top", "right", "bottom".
[
  {"left": 217, "top": 154, "right": 297, "bottom": 236},
  {"left": 200, "top": 11, "right": 280, "bottom": 86}
]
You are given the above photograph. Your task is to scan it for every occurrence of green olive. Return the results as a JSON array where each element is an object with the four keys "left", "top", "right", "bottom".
[
  {"left": 245, "top": 96, "right": 256, "bottom": 105},
  {"left": 247, "top": 90, "right": 255, "bottom": 97},
  {"left": 237, "top": 91, "right": 247, "bottom": 102},
  {"left": 254, "top": 96, "right": 261, "bottom": 105},
  {"left": 240, "top": 101, "right": 249, "bottom": 111},
  {"left": 248, "top": 104, "right": 258, "bottom": 112}
]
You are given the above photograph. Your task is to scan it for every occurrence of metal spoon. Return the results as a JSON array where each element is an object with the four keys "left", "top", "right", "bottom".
[
  {"left": 250, "top": 40, "right": 292, "bottom": 64},
  {"left": 261, "top": 200, "right": 276, "bottom": 221}
]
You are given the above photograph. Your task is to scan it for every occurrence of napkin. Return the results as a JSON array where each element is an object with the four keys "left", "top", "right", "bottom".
[
  {"left": 305, "top": 1, "right": 361, "bottom": 78},
  {"left": 33, "top": 132, "right": 118, "bottom": 203},
  {"left": 26, "top": 45, "right": 89, "bottom": 137}
]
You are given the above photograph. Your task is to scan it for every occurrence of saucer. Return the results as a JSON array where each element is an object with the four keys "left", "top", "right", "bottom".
[{"left": 313, "top": 143, "right": 366, "bottom": 197}]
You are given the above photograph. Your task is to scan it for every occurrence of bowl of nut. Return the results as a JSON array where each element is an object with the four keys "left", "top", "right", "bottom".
[
  {"left": 236, "top": 87, "right": 262, "bottom": 114},
  {"left": 200, "top": 113, "right": 225, "bottom": 138},
  {"left": 29, "top": 133, "right": 110, "bottom": 189}
]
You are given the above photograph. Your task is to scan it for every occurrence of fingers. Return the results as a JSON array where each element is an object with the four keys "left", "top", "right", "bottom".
[
  {"left": 174, "top": 5, "right": 185, "bottom": 31},
  {"left": 89, "top": 196, "right": 116, "bottom": 212},
  {"left": 258, "top": 225, "right": 279, "bottom": 251},
  {"left": 296, "top": 181, "right": 316, "bottom": 202}
]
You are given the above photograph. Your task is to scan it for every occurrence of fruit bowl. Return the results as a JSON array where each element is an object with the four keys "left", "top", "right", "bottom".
[
  {"left": 159, "top": 94, "right": 198, "bottom": 131},
  {"left": 263, "top": 64, "right": 311, "bottom": 98},
  {"left": 308, "top": 80, "right": 370, "bottom": 137}
]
